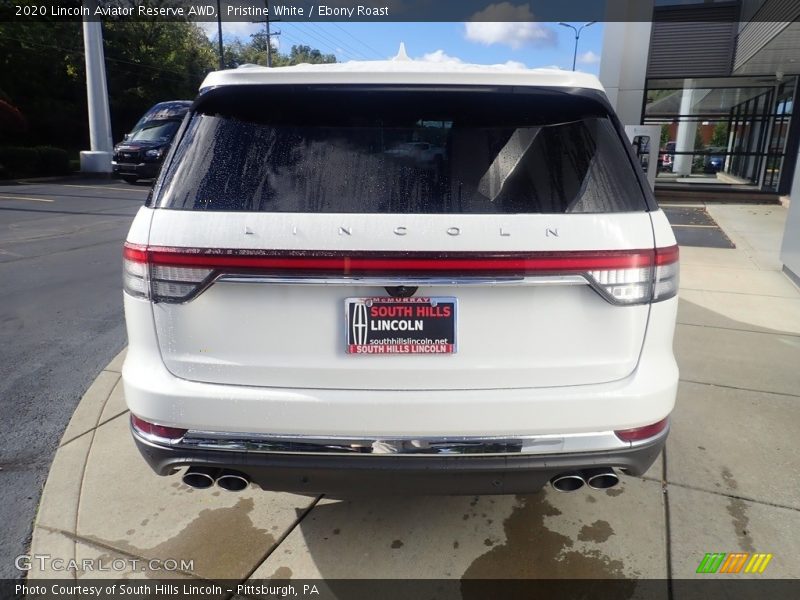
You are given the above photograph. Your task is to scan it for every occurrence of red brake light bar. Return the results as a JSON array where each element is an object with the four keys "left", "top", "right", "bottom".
[{"left": 124, "top": 243, "right": 678, "bottom": 275}]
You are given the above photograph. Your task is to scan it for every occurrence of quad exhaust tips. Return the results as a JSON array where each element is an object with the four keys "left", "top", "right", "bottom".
[
  {"left": 550, "top": 468, "right": 620, "bottom": 492},
  {"left": 181, "top": 467, "right": 251, "bottom": 491},
  {"left": 182, "top": 466, "right": 220, "bottom": 489}
]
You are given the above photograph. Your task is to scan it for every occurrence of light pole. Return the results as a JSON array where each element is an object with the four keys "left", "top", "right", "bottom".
[
  {"left": 216, "top": 0, "right": 224, "bottom": 69},
  {"left": 559, "top": 21, "right": 596, "bottom": 71},
  {"left": 80, "top": 0, "right": 113, "bottom": 173}
]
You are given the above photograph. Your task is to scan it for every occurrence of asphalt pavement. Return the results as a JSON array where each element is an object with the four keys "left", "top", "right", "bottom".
[{"left": 0, "top": 177, "right": 148, "bottom": 579}]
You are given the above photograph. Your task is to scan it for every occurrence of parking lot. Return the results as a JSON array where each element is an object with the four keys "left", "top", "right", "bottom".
[
  {"left": 0, "top": 179, "right": 149, "bottom": 580},
  {"left": 3, "top": 180, "right": 799, "bottom": 589}
]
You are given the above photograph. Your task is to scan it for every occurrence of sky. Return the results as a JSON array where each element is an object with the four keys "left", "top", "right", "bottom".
[{"left": 198, "top": 21, "right": 605, "bottom": 75}]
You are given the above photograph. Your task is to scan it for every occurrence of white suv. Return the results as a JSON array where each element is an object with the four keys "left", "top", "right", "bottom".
[{"left": 122, "top": 61, "right": 679, "bottom": 495}]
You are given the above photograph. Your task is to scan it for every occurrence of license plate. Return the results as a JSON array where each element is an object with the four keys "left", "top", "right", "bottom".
[{"left": 345, "top": 297, "right": 457, "bottom": 355}]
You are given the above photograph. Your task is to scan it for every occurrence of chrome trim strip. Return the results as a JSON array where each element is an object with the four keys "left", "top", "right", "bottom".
[
  {"left": 155, "top": 273, "right": 588, "bottom": 304},
  {"left": 216, "top": 274, "right": 589, "bottom": 287},
  {"left": 165, "top": 430, "right": 633, "bottom": 456}
]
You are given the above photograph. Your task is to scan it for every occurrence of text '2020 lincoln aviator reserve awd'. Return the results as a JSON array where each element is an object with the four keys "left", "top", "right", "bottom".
[{"left": 122, "top": 59, "right": 679, "bottom": 496}]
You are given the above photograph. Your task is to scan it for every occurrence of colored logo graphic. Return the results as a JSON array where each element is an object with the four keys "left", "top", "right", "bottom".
[{"left": 696, "top": 552, "right": 773, "bottom": 574}]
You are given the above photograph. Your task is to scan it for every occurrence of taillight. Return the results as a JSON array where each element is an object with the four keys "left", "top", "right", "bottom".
[
  {"left": 123, "top": 243, "right": 213, "bottom": 302},
  {"left": 122, "top": 243, "right": 149, "bottom": 299},
  {"left": 652, "top": 245, "right": 680, "bottom": 302},
  {"left": 130, "top": 414, "right": 187, "bottom": 443},
  {"left": 615, "top": 417, "right": 669, "bottom": 442},
  {"left": 586, "top": 245, "right": 679, "bottom": 305},
  {"left": 122, "top": 243, "right": 679, "bottom": 305}
]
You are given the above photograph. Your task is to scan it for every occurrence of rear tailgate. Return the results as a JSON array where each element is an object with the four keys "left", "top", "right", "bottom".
[
  {"left": 145, "top": 211, "right": 654, "bottom": 390},
  {"left": 140, "top": 85, "right": 659, "bottom": 391}
]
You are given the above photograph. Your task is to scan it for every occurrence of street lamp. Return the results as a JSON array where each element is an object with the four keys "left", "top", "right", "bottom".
[
  {"left": 559, "top": 21, "right": 596, "bottom": 71},
  {"left": 216, "top": 0, "right": 224, "bottom": 70}
]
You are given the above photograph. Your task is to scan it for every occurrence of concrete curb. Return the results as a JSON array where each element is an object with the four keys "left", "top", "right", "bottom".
[
  {"left": 26, "top": 348, "right": 323, "bottom": 582},
  {"left": 27, "top": 350, "right": 128, "bottom": 578}
]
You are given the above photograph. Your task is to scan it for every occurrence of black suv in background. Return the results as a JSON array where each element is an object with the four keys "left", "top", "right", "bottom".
[{"left": 112, "top": 101, "right": 190, "bottom": 183}]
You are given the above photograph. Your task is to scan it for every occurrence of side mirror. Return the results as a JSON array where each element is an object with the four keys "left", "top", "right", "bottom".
[{"left": 123, "top": 133, "right": 131, "bottom": 141}]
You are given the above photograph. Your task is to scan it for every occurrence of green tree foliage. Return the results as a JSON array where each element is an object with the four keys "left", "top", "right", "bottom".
[
  {"left": 694, "top": 125, "right": 704, "bottom": 151},
  {"left": 710, "top": 121, "right": 729, "bottom": 148},
  {"left": 222, "top": 34, "right": 337, "bottom": 68},
  {"left": 0, "top": 21, "right": 87, "bottom": 148},
  {"left": 0, "top": 19, "right": 334, "bottom": 151},
  {"left": 281, "top": 44, "right": 338, "bottom": 66},
  {"left": 660, "top": 124, "right": 670, "bottom": 147},
  {"left": 102, "top": 20, "right": 217, "bottom": 139}
]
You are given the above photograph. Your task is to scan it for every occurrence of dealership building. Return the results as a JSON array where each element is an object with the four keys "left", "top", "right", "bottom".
[{"left": 599, "top": 0, "right": 800, "bottom": 282}]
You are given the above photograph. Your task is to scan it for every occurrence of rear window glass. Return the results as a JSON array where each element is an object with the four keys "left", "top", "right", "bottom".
[{"left": 155, "top": 87, "right": 646, "bottom": 214}]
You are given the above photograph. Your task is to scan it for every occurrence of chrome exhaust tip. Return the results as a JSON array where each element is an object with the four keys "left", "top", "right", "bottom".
[
  {"left": 216, "top": 470, "right": 250, "bottom": 492},
  {"left": 182, "top": 466, "right": 219, "bottom": 489},
  {"left": 583, "top": 468, "right": 620, "bottom": 490},
  {"left": 550, "top": 472, "right": 586, "bottom": 493}
]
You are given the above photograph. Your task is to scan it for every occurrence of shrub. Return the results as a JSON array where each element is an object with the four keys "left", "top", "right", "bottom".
[
  {"left": 0, "top": 146, "right": 39, "bottom": 178},
  {"left": 0, "top": 145, "right": 73, "bottom": 179},
  {"left": 35, "top": 146, "right": 71, "bottom": 176}
]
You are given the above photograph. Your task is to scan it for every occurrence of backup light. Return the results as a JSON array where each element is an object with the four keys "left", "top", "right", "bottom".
[{"left": 586, "top": 245, "right": 679, "bottom": 305}]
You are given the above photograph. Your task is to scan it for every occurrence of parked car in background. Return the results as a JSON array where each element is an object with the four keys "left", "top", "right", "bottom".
[
  {"left": 384, "top": 141, "right": 446, "bottom": 167},
  {"left": 658, "top": 141, "right": 675, "bottom": 172},
  {"left": 112, "top": 101, "right": 190, "bottom": 184},
  {"left": 128, "top": 101, "right": 191, "bottom": 139},
  {"left": 703, "top": 146, "right": 727, "bottom": 174},
  {"left": 122, "top": 62, "right": 679, "bottom": 497}
]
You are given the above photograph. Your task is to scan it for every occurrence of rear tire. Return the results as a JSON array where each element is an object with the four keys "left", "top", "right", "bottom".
[{"left": 122, "top": 175, "right": 138, "bottom": 184}]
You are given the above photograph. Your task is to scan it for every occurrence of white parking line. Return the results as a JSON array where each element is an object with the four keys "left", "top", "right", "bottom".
[
  {"left": 61, "top": 184, "right": 147, "bottom": 193},
  {"left": 0, "top": 194, "right": 55, "bottom": 203}
]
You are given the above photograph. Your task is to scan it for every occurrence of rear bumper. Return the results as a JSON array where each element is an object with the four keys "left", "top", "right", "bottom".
[
  {"left": 122, "top": 295, "right": 679, "bottom": 437},
  {"left": 132, "top": 424, "right": 667, "bottom": 495}
]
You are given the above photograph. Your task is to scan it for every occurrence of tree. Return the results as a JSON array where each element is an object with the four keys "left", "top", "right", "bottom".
[
  {"left": 0, "top": 21, "right": 86, "bottom": 148},
  {"left": 224, "top": 35, "right": 337, "bottom": 68},
  {"left": 710, "top": 121, "right": 729, "bottom": 148},
  {"left": 660, "top": 124, "right": 670, "bottom": 147},
  {"left": 0, "top": 19, "right": 335, "bottom": 151},
  {"left": 282, "top": 44, "right": 337, "bottom": 66},
  {"left": 0, "top": 19, "right": 216, "bottom": 149},
  {"left": 102, "top": 20, "right": 216, "bottom": 138}
]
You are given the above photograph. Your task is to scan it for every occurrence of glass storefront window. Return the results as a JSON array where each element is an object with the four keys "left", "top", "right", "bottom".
[{"left": 644, "top": 76, "right": 797, "bottom": 191}]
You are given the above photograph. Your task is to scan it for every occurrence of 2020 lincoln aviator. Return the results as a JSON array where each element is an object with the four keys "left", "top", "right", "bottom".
[{"left": 122, "top": 60, "right": 679, "bottom": 496}]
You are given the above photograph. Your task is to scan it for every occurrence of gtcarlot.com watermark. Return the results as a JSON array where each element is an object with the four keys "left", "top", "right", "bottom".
[{"left": 15, "top": 553, "right": 193, "bottom": 572}]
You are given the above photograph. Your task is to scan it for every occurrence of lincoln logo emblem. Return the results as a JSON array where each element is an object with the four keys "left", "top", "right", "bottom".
[{"left": 352, "top": 303, "right": 368, "bottom": 345}]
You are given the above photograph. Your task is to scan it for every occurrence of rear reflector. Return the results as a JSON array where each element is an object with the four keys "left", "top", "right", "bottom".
[
  {"left": 131, "top": 414, "right": 187, "bottom": 443},
  {"left": 123, "top": 243, "right": 679, "bottom": 305},
  {"left": 615, "top": 418, "right": 669, "bottom": 442}
]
